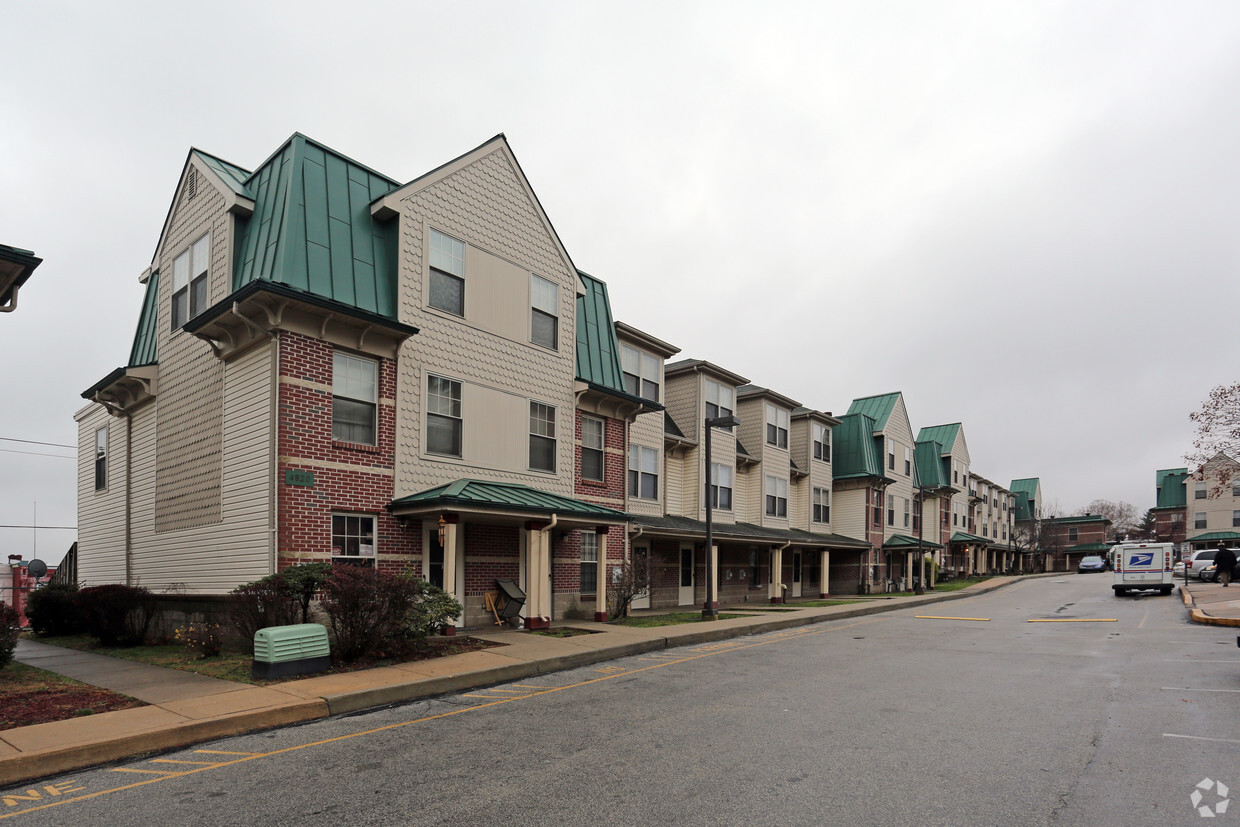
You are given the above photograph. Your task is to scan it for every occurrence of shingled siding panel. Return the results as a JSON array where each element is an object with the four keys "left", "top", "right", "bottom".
[{"left": 393, "top": 146, "right": 579, "bottom": 500}]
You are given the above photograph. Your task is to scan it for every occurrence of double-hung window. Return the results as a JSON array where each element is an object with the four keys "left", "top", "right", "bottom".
[
  {"left": 705, "top": 380, "right": 733, "bottom": 425},
  {"left": 94, "top": 426, "right": 108, "bottom": 490},
  {"left": 888, "top": 443, "right": 896, "bottom": 470},
  {"left": 904, "top": 446, "right": 911, "bottom": 476},
  {"left": 1068, "top": 527, "right": 1078, "bottom": 542},
  {"left": 621, "top": 345, "right": 659, "bottom": 401},
  {"left": 765, "top": 476, "right": 788, "bottom": 518},
  {"left": 1195, "top": 482, "right": 1207, "bottom": 500},
  {"left": 1233, "top": 511, "right": 1240, "bottom": 528},
  {"left": 813, "top": 487, "right": 830, "bottom": 524},
  {"left": 529, "top": 402, "right": 556, "bottom": 472},
  {"left": 530, "top": 274, "right": 558, "bottom": 349},
  {"left": 580, "top": 530, "right": 598, "bottom": 594},
  {"left": 331, "top": 513, "right": 375, "bottom": 562},
  {"left": 903, "top": 497, "right": 911, "bottom": 528},
  {"left": 813, "top": 423, "right": 830, "bottom": 462},
  {"left": 629, "top": 445, "right": 659, "bottom": 500},
  {"left": 171, "top": 233, "right": 210, "bottom": 329},
  {"left": 887, "top": 496, "right": 895, "bottom": 526},
  {"left": 332, "top": 352, "right": 378, "bottom": 444},
  {"left": 765, "top": 404, "right": 788, "bottom": 449},
  {"left": 1196, "top": 512, "right": 1207, "bottom": 529},
  {"left": 427, "top": 375, "right": 462, "bottom": 457},
  {"left": 582, "top": 417, "right": 605, "bottom": 482},
  {"left": 428, "top": 229, "right": 465, "bottom": 316},
  {"left": 873, "top": 490, "right": 883, "bottom": 526},
  {"left": 710, "top": 463, "right": 733, "bottom": 510},
  {"left": 1233, "top": 481, "right": 1240, "bottom": 497}
]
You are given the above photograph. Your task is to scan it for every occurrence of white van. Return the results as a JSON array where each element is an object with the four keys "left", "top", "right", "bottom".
[{"left": 1112, "top": 542, "right": 1175, "bottom": 596}]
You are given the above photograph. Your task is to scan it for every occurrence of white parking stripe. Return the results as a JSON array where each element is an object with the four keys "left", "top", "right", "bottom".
[
  {"left": 1161, "top": 687, "right": 1240, "bottom": 693},
  {"left": 1164, "top": 733, "right": 1240, "bottom": 744}
]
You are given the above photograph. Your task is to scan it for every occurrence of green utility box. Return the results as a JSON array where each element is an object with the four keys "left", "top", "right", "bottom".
[{"left": 251, "top": 623, "right": 331, "bottom": 679}]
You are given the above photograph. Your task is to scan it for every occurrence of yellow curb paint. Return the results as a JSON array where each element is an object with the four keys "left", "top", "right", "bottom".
[
  {"left": 914, "top": 616, "right": 990, "bottom": 621},
  {"left": 1026, "top": 619, "right": 1117, "bottom": 623}
]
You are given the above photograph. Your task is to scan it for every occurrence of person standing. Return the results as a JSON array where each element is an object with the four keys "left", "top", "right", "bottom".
[{"left": 1214, "top": 542, "right": 1236, "bottom": 587}]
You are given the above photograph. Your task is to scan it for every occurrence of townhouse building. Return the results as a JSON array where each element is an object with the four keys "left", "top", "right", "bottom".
[
  {"left": 75, "top": 133, "right": 640, "bottom": 631},
  {"left": 1151, "top": 467, "right": 1188, "bottom": 550},
  {"left": 1, "top": 243, "right": 41, "bottom": 314},
  {"left": 970, "top": 475, "right": 1017, "bottom": 573},
  {"left": 1182, "top": 453, "right": 1240, "bottom": 553},
  {"left": 1040, "top": 515, "right": 1110, "bottom": 571}
]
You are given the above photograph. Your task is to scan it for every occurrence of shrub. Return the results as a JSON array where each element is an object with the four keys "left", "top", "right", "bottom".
[
  {"left": 25, "top": 583, "right": 85, "bottom": 636},
  {"left": 0, "top": 602, "right": 20, "bottom": 668},
  {"left": 228, "top": 575, "right": 300, "bottom": 646},
  {"left": 280, "top": 562, "right": 331, "bottom": 623},
  {"left": 320, "top": 565, "right": 414, "bottom": 662},
  {"left": 78, "top": 584, "right": 156, "bottom": 646},
  {"left": 399, "top": 576, "right": 463, "bottom": 643},
  {"left": 173, "top": 622, "right": 224, "bottom": 658}
]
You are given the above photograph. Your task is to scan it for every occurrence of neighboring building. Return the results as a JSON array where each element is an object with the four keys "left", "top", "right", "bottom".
[
  {"left": 75, "top": 133, "right": 634, "bottom": 630},
  {"left": 971, "top": 475, "right": 1017, "bottom": 573},
  {"left": 1151, "top": 467, "right": 1188, "bottom": 551},
  {"left": 0, "top": 244, "right": 42, "bottom": 314},
  {"left": 1040, "top": 515, "right": 1111, "bottom": 571},
  {"left": 916, "top": 423, "right": 989, "bottom": 577},
  {"left": 1183, "top": 453, "right": 1240, "bottom": 553}
]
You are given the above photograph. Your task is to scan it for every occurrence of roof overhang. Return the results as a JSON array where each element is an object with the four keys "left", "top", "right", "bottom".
[
  {"left": 613, "top": 321, "right": 680, "bottom": 358},
  {"left": 574, "top": 380, "right": 662, "bottom": 421},
  {"left": 388, "top": 479, "right": 629, "bottom": 527},
  {"left": 664, "top": 359, "right": 749, "bottom": 388},
  {"left": 792, "top": 408, "right": 842, "bottom": 427},
  {"left": 80, "top": 364, "right": 159, "bottom": 415},
  {"left": 0, "top": 245, "right": 42, "bottom": 313},
  {"left": 184, "top": 280, "right": 418, "bottom": 361},
  {"left": 737, "top": 385, "right": 802, "bottom": 411}
]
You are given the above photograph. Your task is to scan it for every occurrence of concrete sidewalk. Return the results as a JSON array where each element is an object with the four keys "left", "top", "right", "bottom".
[
  {"left": 1179, "top": 577, "right": 1240, "bottom": 627},
  {"left": 1, "top": 576, "right": 1023, "bottom": 786}
]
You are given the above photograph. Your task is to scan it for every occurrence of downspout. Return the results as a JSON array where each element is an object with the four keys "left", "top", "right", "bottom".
[
  {"left": 539, "top": 514, "right": 559, "bottom": 624},
  {"left": 124, "top": 411, "right": 132, "bottom": 586},
  {"left": 776, "top": 539, "right": 791, "bottom": 600}
]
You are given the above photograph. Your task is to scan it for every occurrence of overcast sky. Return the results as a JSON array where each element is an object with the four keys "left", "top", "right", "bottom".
[{"left": 3, "top": 1, "right": 1238, "bottom": 563}]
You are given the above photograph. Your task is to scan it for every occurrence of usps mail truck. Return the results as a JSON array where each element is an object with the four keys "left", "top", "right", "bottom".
[{"left": 1112, "top": 542, "right": 1175, "bottom": 596}]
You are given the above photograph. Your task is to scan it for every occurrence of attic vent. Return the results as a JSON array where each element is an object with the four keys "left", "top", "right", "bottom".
[{"left": 187, "top": 167, "right": 198, "bottom": 200}]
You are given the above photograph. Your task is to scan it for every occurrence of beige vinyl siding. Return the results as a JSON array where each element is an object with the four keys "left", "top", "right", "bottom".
[
  {"left": 75, "top": 405, "right": 128, "bottom": 586},
  {"left": 663, "top": 372, "right": 700, "bottom": 519},
  {"left": 627, "top": 409, "right": 665, "bottom": 517},
  {"left": 734, "top": 465, "right": 756, "bottom": 524},
  {"left": 791, "top": 419, "right": 810, "bottom": 471},
  {"left": 809, "top": 451, "right": 833, "bottom": 533},
  {"left": 882, "top": 398, "right": 916, "bottom": 541},
  {"left": 790, "top": 475, "right": 808, "bottom": 530},
  {"left": 834, "top": 486, "right": 868, "bottom": 541},
  {"left": 705, "top": 417, "right": 737, "bottom": 525},
  {"left": 737, "top": 398, "right": 763, "bottom": 463},
  {"left": 394, "top": 146, "right": 578, "bottom": 499},
  {"left": 1188, "top": 456, "right": 1240, "bottom": 537},
  {"left": 665, "top": 452, "right": 685, "bottom": 515},
  {"left": 128, "top": 342, "right": 274, "bottom": 592}
]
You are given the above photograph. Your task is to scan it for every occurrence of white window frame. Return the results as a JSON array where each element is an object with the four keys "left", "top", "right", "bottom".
[
  {"left": 813, "top": 487, "right": 831, "bottom": 524},
  {"left": 903, "top": 497, "right": 911, "bottom": 528},
  {"left": 331, "top": 512, "right": 376, "bottom": 562},
  {"left": 904, "top": 445, "right": 911, "bottom": 476},
  {"left": 332, "top": 351, "right": 378, "bottom": 445},
  {"left": 813, "top": 423, "right": 830, "bottom": 463},
  {"left": 765, "top": 475, "right": 788, "bottom": 518},
  {"left": 711, "top": 462, "right": 733, "bottom": 510},
  {"left": 1195, "top": 482, "right": 1207, "bottom": 500},
  {"left": 765, "top": 404, "right": 788, "bottom": 449},
  {"left": 94, "top": 426, "right": 108, "bottom": 491},
  {"left": 428, "top": 229, "right": 465, "bottom": 316},
  {"left": 621, "top": 345, "right": 660, "bottom": 402},
  {"left": 171, "top": 232, "right": 210, "bottom": 330},
  {"left": 530, "top": 274, "right": 559, "bottom": 350},
  {"left": 629, "top": 445, "right": 659, "bottom": 500},
  {"left": 581, "top": 416, "right": 605, "bottom": 482},
  {"left": 580, "top": 530, "right": 599, "bottom": 595},
  {"left": 529, "top": 401, "right": 557, "bottom": 473},
  {"left": 1196, "top": 512, "right": 1207, "bottom": 529},
  {"left": 426, "top": 374, "right": 462, "bottom": 457},
  {"left": 705, "top": 379, "right": 733, "bottom": 425}
]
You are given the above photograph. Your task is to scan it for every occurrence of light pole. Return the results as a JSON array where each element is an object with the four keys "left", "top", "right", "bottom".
[
  {"left": 914, "top": 487, "right": 926, "bottom": 595},
  {"left": 703, "top": 414, "right": 740, "bottom": 619}
]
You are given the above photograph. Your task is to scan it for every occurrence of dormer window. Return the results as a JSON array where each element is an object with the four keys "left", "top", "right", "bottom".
[
  {"left": 813, "top": 423, "right": 830, "bottom": 462},
  {"left": 621, "top": 345, "right": 660, "bottom": 401},
  {"left": 765, "top": 404, "right": 788, "bottom": 449},
  {"left": 705, "top": 379, "right": 733, "bottom": 425},
  {"left": 171, "top": 233, "right": 210, "bottom": 329}
]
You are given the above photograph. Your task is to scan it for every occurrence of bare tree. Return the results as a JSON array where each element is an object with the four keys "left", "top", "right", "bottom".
[
  {"left": 1076, "top": 499, "right": 1138, "bottom": 541},
  {"left": 606, "top": 553, "right": 650, "bottom": 620},
  {"left": 1187, "top": 382, "right": 1240, "bottom": 493}
]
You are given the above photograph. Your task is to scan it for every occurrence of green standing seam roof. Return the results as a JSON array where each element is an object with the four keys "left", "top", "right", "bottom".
[
  {"left": 388, "top": 479, "right": 629, "bottom": 521},
  {"left": 1186, "top": 531, "right": 1240, "bottom": 543},
  {"left": 1155, "top": 468, "right": 1188, "bottom": 509},
  {"left": 917, "top": 424, "right": 960, "bottom": 454},
  {"left": 233, "top": 134, "right": 401, "bottom": 319},
  {"left": 913, "top": 440, "right": 949, "bottom": 489},
  {"left": 846, "top": 392, "right": 901, "bottom": 431},
  {"left": 1043, "top": 515, "right": 1111, "bottom": 526},
  {"left": 1011, "top": 477, "right": 1040, "bottom": 522},
  {"left": 191, "top": 149, "right": 254, "bottom": 199},
  {"left": 832, "top": 413, "right": 885, "bottom": 480},
  {"left": 882, "top": 534, "right": 944, "bottom": 550},
  {"left": 950, "top": 531, "right": 992, "bottom": 545},
  {"left": 575, "top": 270, "right": 626, "bottom": 395},
  {"left": 128, "top": 271, "right": 160, "bottom": 366}
]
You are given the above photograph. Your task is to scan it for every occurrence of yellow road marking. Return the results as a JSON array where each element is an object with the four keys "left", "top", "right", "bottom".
[
  {"left": 0, "top": 615, "right": 891, "bottom": 820},
  {"left": 485, "top": 688, "right": 530, "bottom": 693},
  {"left": 509, "top": 685, "right": 552, "bottom": 690},
  {"left": 108, "top": 769, "right": 177, "bottom": 776},
  {"left": 1139, "top": 609, "right": 1149, "bottom": 629},
  {"left": 193, "top": 751, "right": 257, "bottom": 756},
  {"left": 1027, "top": 619, "right": 1118, "bottom": 623},
  {"left": 149, "top": 760, "right": 217, "bottom": 767},
  {"left": 914, "top": 616, "right": 990, "bottom": 621}
]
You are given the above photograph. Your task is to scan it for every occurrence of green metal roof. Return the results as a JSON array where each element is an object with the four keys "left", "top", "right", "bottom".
[
  {"left": 1064, "top": 543, "right": 1111, "bottom": 553},
  {"left": 913, "top": 440, "right": 949, "bottom": 489},
  {"left": 1044, "top": 514, "right": 1111, "bottom": 525},
  {"left": 917, "top": 424, "right": 960, "bottom": 454},
  {"left": 847, "top": 392, "right": 901, "bottom": 431},
  {"left": 575, "top": 270, "right": 626, "bottom": 395},
  {"left": 388, "top": 479, "right": 629, "bottom": 522},
  {"left": 882, "top": 534, "right": 944, "bottom": 550},
  {"left": 950, "top": 531, "right": 992, "bottom": 545},
  {"left": 233, "top": 134, "right": 400, "bottom": 318},
  {"left": 127, "top": 271, "right": 160, "bottom": 366},
  {"left": 1155, "top": 468, "right": 1188, "bottom": 509},
  {"left": 832, "top": 413, "right": 885, "bottom": 480},
  {"left": 1011, "top": 478, "right": 1039, "bottom": 496},
  {"left": 192, "top": 149, "right": 253, "bottom": 199},
  {"left": 1186, "top": 531, "right": 1240, "bottom": 543},
  {"left": 1011, "top": 477, "right": 1039, "bottom": 522}
]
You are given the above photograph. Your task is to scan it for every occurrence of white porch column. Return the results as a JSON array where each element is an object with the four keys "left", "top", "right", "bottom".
[
  {"left": 770, "top": 547, "right": 784, "bottom": 603},
  {"left": 524, "top": 522, "right": 550, "bottom": 629},
  {"left": 594, "top": 528, "right": 610, "bottom": 622},
  {"left": 441, "top": 518, "right": 459, "bottom": 634},
  {"left": 820, "top": 550, "right": 830, "bottom": 597},
  {"left": 710, "top": 543, "right": 719, "bottom": 609}
]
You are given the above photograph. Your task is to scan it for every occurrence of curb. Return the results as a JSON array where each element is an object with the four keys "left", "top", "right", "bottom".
[
  {"left": 0, "top": 576, "right": 1027, "bottom": 786},
  {"left": 1179, "top": 584, "right": 1240, "bottom": 627}
]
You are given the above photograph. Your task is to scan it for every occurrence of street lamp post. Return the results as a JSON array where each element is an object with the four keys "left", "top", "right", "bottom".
[
  {"left": 914, "top": 487, "right": 926, "bottom": 595},
  {"left": 704, "top": 414, "right": 740, "bottom": 619}
]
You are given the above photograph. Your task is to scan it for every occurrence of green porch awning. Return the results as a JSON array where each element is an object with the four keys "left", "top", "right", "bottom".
[
  {"left": 882, "top": 534, "right": 944, "bottom": 550},
  {"left": 388, "top": 479, "right": 629, "bottom": 524}
]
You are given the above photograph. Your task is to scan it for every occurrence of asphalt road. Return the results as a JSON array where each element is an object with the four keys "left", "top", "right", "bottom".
[{"left": 3, "top": 576, "right": 1238, "bottom": 826}]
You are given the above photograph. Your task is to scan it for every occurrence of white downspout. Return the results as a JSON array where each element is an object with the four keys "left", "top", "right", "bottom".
[{"left": 538, "top": 514, "right": 558, "bottom": 623}]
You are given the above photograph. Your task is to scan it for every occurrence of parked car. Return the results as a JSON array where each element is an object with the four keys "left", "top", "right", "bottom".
[
  {"left": 1172, "top": 559, "right": 1186, "bottom": 577},
  {"left": 1206, "top": 548, "right": 1240, "bottom": 583},
  {"left": 1199, "top": 562, "right": 1218, "bottom": 581},
  {"left": 1185, "top": 549, "right": 1217, "bottom": 580},
  {"left": 1078, "top": 555, "right": 1107, "bottom": 573}
]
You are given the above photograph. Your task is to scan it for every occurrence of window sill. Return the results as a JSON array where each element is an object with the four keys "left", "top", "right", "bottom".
[
  {"left": 333, "top": 440, "right": 382, "bottom": 454},
  {"left": 580, "top": 479, "right": 608, "bottom": 488}
]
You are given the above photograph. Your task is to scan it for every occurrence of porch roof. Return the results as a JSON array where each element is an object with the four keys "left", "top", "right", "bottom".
[
  {"left": 882, "top": 534, "right": 944, "bottom": 550},
  {"left": 629, "top": 515, "right": 872, "bottom": 549},
  {"left": 950, "top": 531, "right": 992, "bottom": 546},
  {"left": 1186, "top": 531, "right": 1240, "bottom": 543},
  {"left": 1064, "top": 542, "right": 1111, "bottom": 552},
  {"left": 388, "top": 479, "right": 629, "bottom": 524}
]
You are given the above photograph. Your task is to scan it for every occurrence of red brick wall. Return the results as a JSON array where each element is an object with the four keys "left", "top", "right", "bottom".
[
  {"left": 275, "top": 331, "right": 420, "bottom": 573},
  {"left": 1154, "top": 509, "right": 1186, "bottom": 544},
  {"left": 574, "top": 410, "right": 627, "bottom": 505}
]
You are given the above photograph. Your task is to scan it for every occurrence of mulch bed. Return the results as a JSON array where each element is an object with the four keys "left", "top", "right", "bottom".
[{"left": 0, "top": 667, "right": 144, "bottom": 731}]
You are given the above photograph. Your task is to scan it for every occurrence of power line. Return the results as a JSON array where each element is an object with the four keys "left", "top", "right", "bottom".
[
  {"left": 0, "top": 437, "right": 75, "bottom": 449},
  {"left": 0, "top": 448, "right": 75, "bottom": 459}
]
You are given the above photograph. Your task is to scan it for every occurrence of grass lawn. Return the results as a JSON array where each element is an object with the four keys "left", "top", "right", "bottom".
[
  {"left": 783, "top": 599, "right": 874, "bottom": 608},
  {"left": 614, "top": 612, "right": 746, "bottom": 627},
  {"left": 530, "top": 627, "right": 595, "bottom": 638},
  {"left": 0, "top": 662, "right": 144, "bottom": 730},
  {"left": 932, "top": 577, "right": 990, "bottom": 592}
]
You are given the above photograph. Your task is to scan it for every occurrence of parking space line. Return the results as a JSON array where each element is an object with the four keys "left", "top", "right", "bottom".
[
  {"left": 1160, "top": 687, "right": 1240, "bottom": 693},
  {"left": 1165, "top": 733, "right": 1240, "bottom": 745},
  {"left": 108, "top": 769, "right": 177, "bottom": 776},
  {"left": 148, "top": 760, "right": 216, "bottom": 767},
  {"left": 1027, "top": 619, "right": 1117, "bottom": 623},
  {"left": 1161, "top": 660, "right": 1237, "bottom": 664},
  {"left": 193, "top": 751, "right": 257, "bottom": 757},
  {"left": 914, "top": 616, "right": 989, "bottom": 621}
]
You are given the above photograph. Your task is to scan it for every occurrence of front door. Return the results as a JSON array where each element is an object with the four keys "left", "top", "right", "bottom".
[
  {"left": 630, "top": 545, "right": 651, "bottom": 609},
  {"left": 678, "top": 544, "right": 695, "bottom": 605},
  {"left": 791, "top": 551, "right": 802, "bottom": 597},
  {"left": 427, "top": 532, "right": 445, "bottom": 589}
]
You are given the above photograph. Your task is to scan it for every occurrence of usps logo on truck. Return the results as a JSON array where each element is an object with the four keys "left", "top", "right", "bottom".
[{"left": 1128, "top": 552, "right": 1154, "bottom": 568}]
